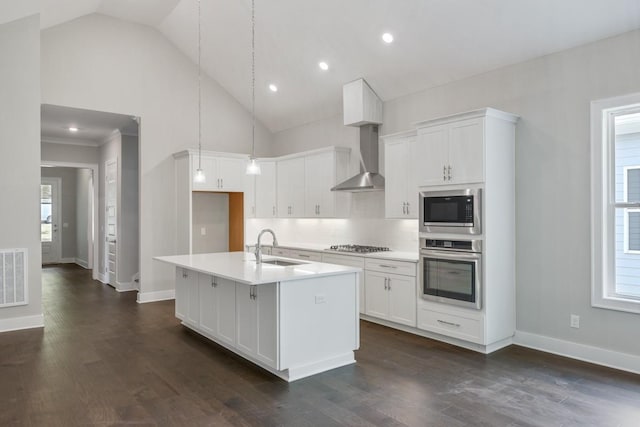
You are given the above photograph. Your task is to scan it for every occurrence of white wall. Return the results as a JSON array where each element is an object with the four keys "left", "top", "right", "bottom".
[
  {"left": 75, "top": 168, "right": 91, "bottom": 268},
  {"left": 0, "top": 15, "right": 42, "bottom": 330},
  {"left": 41, "top": 142, "right": 99, "bottom": 164},
  {"left": 272, "top": 29, "right": 640, "bottom": 359},
  {"left": 41, "top": 14, "right": 274, "bottom": 299},
  {"left": 192, "top": 193, "right": 230, "bottom": 254},
  {"left": 119, "top": 134, "right": 139, "bottom": 284},
  {"left": 41, "top": 167, "right": 78, "bottom": 260}
]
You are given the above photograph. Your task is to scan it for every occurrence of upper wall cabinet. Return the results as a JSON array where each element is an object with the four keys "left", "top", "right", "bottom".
[
  {"left": 383, "top": 132, "right": 418, "bottom": 219},
  {"left": 414, "top": 109, "right": 518, "bottom": 187},
  {"left": 255, "top": 161, "right": 277, "bottom": 218},
  {"left": 276, "top": 147, "right": 351, "bottom": 218},
  {"left": 343, "top": 79, "right": 383, "bottom": 127},
  {"left": 191, "top": 154, "right": 246, "bottom": 192}
]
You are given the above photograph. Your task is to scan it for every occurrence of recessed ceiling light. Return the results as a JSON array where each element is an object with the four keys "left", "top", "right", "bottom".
[
  {"left": 318, "top": 61, "right": 329, "bottom": 71},
  {"left": 268, "top": 84, "right": 278, "bottom": 92},
  {"left": 382, "top": 33, "right": 394, "bottom": 44},
  {"left": 68, "top": 127, "right": 79, "bottom": 132}
]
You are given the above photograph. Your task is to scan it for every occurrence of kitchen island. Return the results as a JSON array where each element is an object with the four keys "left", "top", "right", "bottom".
[{"left": 154, "top": 252, "right": 361, "bottom": 382}]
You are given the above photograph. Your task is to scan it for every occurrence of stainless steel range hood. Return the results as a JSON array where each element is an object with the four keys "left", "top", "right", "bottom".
[{"left": 331, "top": 124, "right": 384, "bottom": 192}]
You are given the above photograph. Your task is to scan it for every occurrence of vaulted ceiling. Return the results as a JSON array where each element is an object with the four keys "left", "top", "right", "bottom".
[{"left": 4, "top": 0, "right": 640, "bottom": 132}]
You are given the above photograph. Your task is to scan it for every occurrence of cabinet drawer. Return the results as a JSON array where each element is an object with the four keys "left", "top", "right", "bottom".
[
  {"left": 271, "top": 248, "right": 291, "bottom": 257},
  {"left": 365, "top": 258, "right": 416, "bottom": 276},
  {"left": 286, "top": 249, "right": 322, "bottom": 262},
  {"left": 321, "top": 253, "right": 365, "bottom": 268},
  {"left": 418, "top": 307, "right": 484, "bottom": 344}
]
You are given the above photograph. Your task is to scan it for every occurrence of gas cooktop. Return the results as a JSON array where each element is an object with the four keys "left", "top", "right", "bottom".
[{"left": 326, "top": 244, "right": 390, "bottom": 254}]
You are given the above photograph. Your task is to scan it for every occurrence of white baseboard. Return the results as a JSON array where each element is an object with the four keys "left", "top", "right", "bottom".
[
  {"left": 137, "top": 289, "right": 175, "bottom": 304},
  {"left": 75, "top": 258, "right": 89, "bottom": 269},
  {"left": 514, "top": 330, "right": 640, "bottom": 376},
  {"left": 0, "top": 314, "right": 44, "bottom": 333},
  {"left": 60, "top": 257, "right": 75, "bottom": 264},
  {"left": 115, "top": 281, "right": 137, "bottom": 293}
]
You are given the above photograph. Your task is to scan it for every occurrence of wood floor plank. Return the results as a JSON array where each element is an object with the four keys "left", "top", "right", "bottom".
[{"left": 1, "top": 264, "right": 638, "bottom": 426}]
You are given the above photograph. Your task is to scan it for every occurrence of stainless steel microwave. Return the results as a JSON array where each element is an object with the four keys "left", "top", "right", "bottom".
[{"left": 419, "top": 188, "right": 482, "bottom": 235}]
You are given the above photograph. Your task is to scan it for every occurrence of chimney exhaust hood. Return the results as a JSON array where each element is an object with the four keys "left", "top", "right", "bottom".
[{"left": 331, "top": 79, "right": 384, "bottom": 192}]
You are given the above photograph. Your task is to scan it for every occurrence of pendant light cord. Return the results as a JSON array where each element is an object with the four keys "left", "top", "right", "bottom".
[
  {"left": 198, "top": 0, "right": 202, "bottom": 170},
  {"left": 251, "top": 0, "right": 256, "bottom": 160}
]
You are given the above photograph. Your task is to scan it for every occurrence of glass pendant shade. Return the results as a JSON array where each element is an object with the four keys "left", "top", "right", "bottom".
[
  {"left": 194, "top": 168, "right": 206, "bottom": 183},
  {"left": 246, "top": 158, "right": 261, "bottom": 175}
]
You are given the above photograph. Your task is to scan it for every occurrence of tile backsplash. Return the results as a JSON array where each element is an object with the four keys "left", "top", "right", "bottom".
[{"left": 245, "top": 192, "right": 419, "bottom": 251}]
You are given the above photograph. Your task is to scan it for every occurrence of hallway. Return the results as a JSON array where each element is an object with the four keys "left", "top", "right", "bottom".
[{"left": 0, "top": 265, "right": 639, "bottom": 426}]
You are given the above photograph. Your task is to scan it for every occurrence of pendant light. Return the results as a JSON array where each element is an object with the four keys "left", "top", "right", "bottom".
[
  {"left": 193, "top": 0, "right": 206, "bottom": 184},
  {"left": 246, "top": 0, "right": 261, "bottom": 175}
]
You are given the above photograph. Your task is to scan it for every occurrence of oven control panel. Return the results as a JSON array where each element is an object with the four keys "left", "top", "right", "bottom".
[{"left": 422, "top": 239, "right": 482, "bottom": 253}]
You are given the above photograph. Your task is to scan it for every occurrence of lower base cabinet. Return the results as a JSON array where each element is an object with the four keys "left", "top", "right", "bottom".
[
  {"left": 364, "top": 270, "right": 416, "bottom": 327},
  {"left": 236, "top": 282, "right": 278, "bottom": 368},
  {"left": 199, "top": 274, "right": 237, "bottom": 346}
]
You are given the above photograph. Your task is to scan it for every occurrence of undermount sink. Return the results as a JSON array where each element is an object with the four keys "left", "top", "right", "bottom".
[{"left": 261, "top": 259, "right": 307, "bottom": 267}]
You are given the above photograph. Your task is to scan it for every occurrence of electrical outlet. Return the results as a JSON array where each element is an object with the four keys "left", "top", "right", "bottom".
[
  {"left": 570, "top": 314, "right": 580, "bottom": 328},
  {"left": 200, "top": 227, "right": 206, "bottom": 236}
]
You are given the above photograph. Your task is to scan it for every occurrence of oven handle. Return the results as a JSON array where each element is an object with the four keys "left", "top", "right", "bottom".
[{"left": 420, "top": 249, "right": 481, "bottom": 261}]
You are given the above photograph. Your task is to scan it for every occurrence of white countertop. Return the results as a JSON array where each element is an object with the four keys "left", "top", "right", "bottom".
[{"left": 154, "top": 252, "right": 361, "bottom": 285}]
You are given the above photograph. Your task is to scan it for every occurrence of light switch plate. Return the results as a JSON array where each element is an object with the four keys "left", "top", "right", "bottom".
[
  {"left": 315, "top": 295, "right": 326, "bottom": 304},
  {"left": 200, "top": 227, "right": 206, "bottom": 236}
]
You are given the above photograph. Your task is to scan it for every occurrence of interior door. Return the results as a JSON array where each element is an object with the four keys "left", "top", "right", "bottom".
[
  {"left": 105, "top": 159, "right": 117, "bottom": 285},
  {"left": 41, "top": 177, "right": 61, "bottom": 264}
]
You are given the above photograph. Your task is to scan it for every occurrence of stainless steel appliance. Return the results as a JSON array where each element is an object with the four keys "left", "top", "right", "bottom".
[
  {"left": 419, "top": 188, "right": 482, "bottom": 235},
  {"left": 326, "top": 244, "right": 390, "bottom": 254},
  {"left": 420, "top": 238, "right": 482, "bottom": 309}
]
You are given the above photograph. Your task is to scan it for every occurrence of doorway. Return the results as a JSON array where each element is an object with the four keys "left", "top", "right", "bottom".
[{"left": 41, "top": 177, "right": 61, "bottom": 264}]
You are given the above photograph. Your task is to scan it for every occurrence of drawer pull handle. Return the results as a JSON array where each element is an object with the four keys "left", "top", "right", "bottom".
[
  {"left": 437, "top": 319, "right": 461, "bottom": 328},
  {"left": 379, "top": 264, "right": 397, "bottom": 269},
  {"left": 298, "top": 254, "right": 310, "bottom": 258}
]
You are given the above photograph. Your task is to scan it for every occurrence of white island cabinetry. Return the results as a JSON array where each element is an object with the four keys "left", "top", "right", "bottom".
[{"left": 157, "top": 252, "right": 360, "bottom": 382}]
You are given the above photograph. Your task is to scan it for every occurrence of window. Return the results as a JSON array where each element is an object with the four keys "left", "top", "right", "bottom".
[{"left": 591, "top": 93, "right": 640, "bottom": 313}]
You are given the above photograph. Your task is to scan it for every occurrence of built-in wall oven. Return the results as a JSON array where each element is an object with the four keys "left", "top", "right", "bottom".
[
  {"left": 419, "top": 188, "right": 482, "bottom": 235},
  {"left": 420, "top": 238, "right": 482, "bottom": 309}
]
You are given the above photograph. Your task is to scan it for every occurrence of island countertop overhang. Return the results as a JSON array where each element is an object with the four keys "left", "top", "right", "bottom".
[{"left": 154, "top": 251, "right": 362, "bottom": 285}]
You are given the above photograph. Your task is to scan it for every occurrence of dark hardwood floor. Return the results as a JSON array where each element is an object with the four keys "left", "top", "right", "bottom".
[{"left": 1, "top": 264, "right": 639, "bottom": 426}]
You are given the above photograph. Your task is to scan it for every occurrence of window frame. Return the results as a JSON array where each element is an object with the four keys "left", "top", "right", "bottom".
[
  {"left": 591, "top": 92, "right": 640, "bottom": 314},
  {"left": 623, "top": 166, "right": 640, "bottom": 254}
]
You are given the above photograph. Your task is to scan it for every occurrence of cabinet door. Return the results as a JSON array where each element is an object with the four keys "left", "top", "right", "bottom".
[
  {"left": 255, "top": 283, "right": 278, "bottom": 368},
  {"left": 387, "top": 273, "right": 417, "bottom": 327},
  {"left": 364, "top": 271, "right": 389, "bottom": 320},
  {"left": 215, "top": 277, "right": 236, "bottom": 346},
  {"left": 235, "top": 283, "right": 257, "bottom": 355},
  {"left": 416, "top": 125, "right": 448, "bottom": 186},
  {"left": 174, "top": 268, "right": 188, "bottom": 320},
  {"left": 199, "top": 273, "right": 217, "bottom": 336},
  {"left": 449, "top": 118, "right": 484, "bottom": 184},
  {"left": 244, "top": 173, "right": 256, "bottom": 218},
  {"left": 217, "top": 157, "right": 245, "bottom": 191},
  {"left": 305, "top": 152, "right": 335, "bottom": 217},
  {"left": 192, "top": 155, "right": 217, "bottom": 191},
  {"left": 255, "top": 161, "right": 277, "bottom": 217},
  {"left": 384, "top": 140, "right": 408, "bottom": 218},
  {"left": 277, "top": 157, "right": 305, "bottom": 217},
  {"left": 185, "top": 269, "right": 200, "bottom": 327},
  {"left": 405, "top": 137, "right": 418, "bottom": 219}
]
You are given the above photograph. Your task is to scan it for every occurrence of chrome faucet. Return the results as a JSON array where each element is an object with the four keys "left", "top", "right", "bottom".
[{"left": 255, "top": 229, "right": 279, "bottom": 264}]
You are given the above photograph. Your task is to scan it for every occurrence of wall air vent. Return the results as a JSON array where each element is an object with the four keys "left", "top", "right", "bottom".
[{"left": 0, "top": 248, "right": 28, "bottom": 308}]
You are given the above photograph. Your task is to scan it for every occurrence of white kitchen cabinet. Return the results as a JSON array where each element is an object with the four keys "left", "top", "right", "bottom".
[
  {"left": 185, "top": 269, "right": 200, "bottom": 327},
  {"left": 415, "top": 117, "right": 484, "bottom": 186},
  {"left": 277, "top": 157, "right": 306, "bottom": 217},
  {"left": 215, "top": 276, "right": 237, "bottom": 346},
  {"left": 199, "top": 273, "right": 217, "bottom": 336},
  {"left": 191, "top": 154, "right": 246, "bottom": 192},
  {"left": 174, "top": 267, "right": 192, "bottom": 321},
  {"left": 304, "top": 149, "right": 351, "bottom": 218},
  {"left": 364, "top": 259, "right": 417, "bottom": 327},
  {"left": 322, "top": 253, "right": 365, "bottom": 314},
  {"left": 244, "top": 172, "right": 256, "bottom": 218},
  {"left": 255, "top": 161, "right": 277, "bottom": 218},
  {"left": 235, "top": 282, "right": 278, "bottom": 368},
  {"left": 383, "top": 133, "right": 418, "bottom": 219},
  {"left": 343, "top": 78, "right": 383, "bottom": 126}
]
